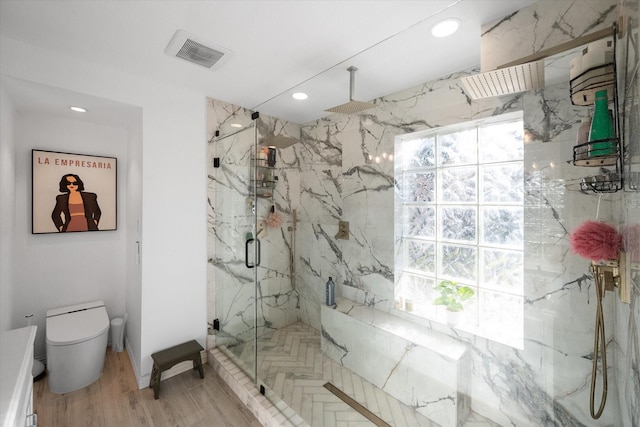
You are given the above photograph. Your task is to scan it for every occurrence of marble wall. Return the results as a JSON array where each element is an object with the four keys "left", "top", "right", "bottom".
[
  {"left": 304, "top": 76, "right": 627, "bottom": 426},
  {"left": 295, "top": 1, "right": 637, "bottom": 425},
  {"left": 207, "top": 0, "right": 638, "bottom": 425}
]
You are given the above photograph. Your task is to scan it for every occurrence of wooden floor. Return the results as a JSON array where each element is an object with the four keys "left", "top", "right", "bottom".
[{"left": 33, "top": 349, "right": 262, "bottom": 427}]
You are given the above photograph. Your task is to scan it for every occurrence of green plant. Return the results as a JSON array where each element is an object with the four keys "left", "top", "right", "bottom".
[{"left": 433, "top": 280, "right": 475, "bottom": 312}]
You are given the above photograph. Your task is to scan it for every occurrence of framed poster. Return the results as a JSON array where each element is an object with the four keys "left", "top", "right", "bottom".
[{"left": 32, "top": 149, "right": 117, "bottom": 234}]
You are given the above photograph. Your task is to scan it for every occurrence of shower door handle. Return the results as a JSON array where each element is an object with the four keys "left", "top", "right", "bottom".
[
  {"left": 245, "top": 238, "right": 254, "bottom": 268},
  {"left": 255, "top": 239, "right": 261, "bottom": 266},
  {"left": 245, "top": 238, "right": 261, "bottom": 268}
]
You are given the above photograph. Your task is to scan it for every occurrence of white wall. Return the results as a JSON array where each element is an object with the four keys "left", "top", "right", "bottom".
[
  {"left": 0, "top": 35, "right": 208, "bottom": 387},
  {"left": 12, "top": 113, "right": 128, "bottom": 358},
  {"left": 0, "top": 82, "right": 16, "bottom": 333},
  {"left": 125, "top": 115, "right": 143, "bottom": 380},
  {"left": 135, "top": 93, "right": 208, "bottom": 387}
]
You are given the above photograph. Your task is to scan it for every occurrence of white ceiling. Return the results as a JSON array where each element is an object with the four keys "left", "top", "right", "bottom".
[{"left": 0, "top": 0, "right": 535, "bottom": 125}]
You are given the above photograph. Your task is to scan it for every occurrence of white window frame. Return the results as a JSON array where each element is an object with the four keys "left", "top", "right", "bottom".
[{"left": 394, "top": 112, "right": 524, "bottom": 348}]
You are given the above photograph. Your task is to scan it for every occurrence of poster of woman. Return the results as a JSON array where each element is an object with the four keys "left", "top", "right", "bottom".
[{"left": 32, "top": 149, "right": 117, "bottom": 234}]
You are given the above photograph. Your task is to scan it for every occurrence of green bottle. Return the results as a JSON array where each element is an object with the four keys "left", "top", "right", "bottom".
[{"left": 588, "top": 89, "right": 615, "bottom": 157}]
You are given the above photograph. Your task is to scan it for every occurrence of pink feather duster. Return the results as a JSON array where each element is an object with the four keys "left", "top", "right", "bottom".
[
  {"left": 266, "top": 211, "right": 282, "bottom": 228},
  {"left": 570, "top": 220, "right": 623, "bottom": 261}
]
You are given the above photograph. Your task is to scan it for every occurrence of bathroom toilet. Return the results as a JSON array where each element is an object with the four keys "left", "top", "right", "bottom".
[{"left": 46, "top": 300, "right": 109, "bottom": 394}]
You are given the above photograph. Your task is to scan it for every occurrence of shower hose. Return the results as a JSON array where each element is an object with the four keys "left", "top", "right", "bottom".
[{"left": 590, "top": 266, "right": 608, "bottom": 419}]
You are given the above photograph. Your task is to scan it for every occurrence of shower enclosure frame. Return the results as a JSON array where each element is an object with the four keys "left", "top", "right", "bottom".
[
  {"left": 211, "top": 109, "right": 299, "bottom": 402},
  {"left": 211, "top": 112, "right": 261, "bottom": 383}
]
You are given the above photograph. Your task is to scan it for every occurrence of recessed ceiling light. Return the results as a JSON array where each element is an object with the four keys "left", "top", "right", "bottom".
[
  {"left": 292, "top": 92, "right": 308, "bottom": 100},
  {"left": 70, "top": 106, "right": 87, "bottom": 113},
  {"left": 431, "top": 18, "right": 461, "bottom": 38},
  {"left": 230, "top": 123, "right": 243, "bottom": 128}
]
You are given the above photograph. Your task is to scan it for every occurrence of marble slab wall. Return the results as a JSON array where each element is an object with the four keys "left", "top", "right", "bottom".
[
  {"left": 304, "top": 73, "right": 625, "bottom": 426},
  {"left": 296, "top": 1, "right": 638, "bottom": 425},
  {"left": 321, "top": 299, "right": 471, "bottom": 426},
  {"left": 205, "top": 0, "right": 638, "bottom": 425},
  {"left": 481, "top": 0, "right": 616, "bottom": 72}
]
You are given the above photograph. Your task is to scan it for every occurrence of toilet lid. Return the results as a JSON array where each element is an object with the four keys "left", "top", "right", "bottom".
[{"left": 46, "top": 304, "right": 109, "bottom": 346}]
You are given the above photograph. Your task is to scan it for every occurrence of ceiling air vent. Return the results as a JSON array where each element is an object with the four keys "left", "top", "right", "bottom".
[{"left": 165, "top": 30, "right": 233, "bottom": 70}]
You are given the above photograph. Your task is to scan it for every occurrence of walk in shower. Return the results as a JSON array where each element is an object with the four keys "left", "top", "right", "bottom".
[
  {"left": 207, "top": 1, "right": 639, "bottom": 425},
  {"left": 206, "top": 101, "right": 425, "bottom": 425},
  {"left": 207, "top": 102, "right": 309, "bottom": 384}
]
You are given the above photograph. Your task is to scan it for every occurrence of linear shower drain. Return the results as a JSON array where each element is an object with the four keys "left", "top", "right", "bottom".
[{"left": 323, "top": 382, "right": 391, "bottom": 427}]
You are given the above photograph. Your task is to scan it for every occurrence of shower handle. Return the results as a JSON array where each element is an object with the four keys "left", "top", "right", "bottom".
[{"left": 244, "top": 237, "right": 261, "bottom": 268}]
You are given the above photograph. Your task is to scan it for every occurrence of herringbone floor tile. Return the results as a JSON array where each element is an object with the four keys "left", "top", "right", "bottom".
[
  {"left": 226, "top": 322, "right": 499, "bottom": 427},
  {"left": 251, "top": 322, "right": 435, "bottom": 426}
]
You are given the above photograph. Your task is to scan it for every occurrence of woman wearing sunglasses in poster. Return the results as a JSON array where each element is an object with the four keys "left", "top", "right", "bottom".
[{"left": 51, "top": 174, "right": 102, "bottom": 232}]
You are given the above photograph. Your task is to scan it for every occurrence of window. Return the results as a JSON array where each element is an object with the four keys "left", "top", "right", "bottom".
[{"left": 394, "top": 112, "right": 524, "bottom": 348}]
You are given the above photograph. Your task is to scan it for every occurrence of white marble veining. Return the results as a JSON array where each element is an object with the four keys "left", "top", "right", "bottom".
[
  {"left": 481, "top": 0, "right": 617, "bottom": 72},
  {"left": 207, "top": 0, "right": 639, "bottom": 426},
  {"left": 321, "top": 298, "right": 470, "bottom": 426}
]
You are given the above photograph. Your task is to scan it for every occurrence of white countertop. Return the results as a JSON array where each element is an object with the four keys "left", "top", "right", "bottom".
[{"left": 0, "top": 326, "right": 37, "bottom": 427}]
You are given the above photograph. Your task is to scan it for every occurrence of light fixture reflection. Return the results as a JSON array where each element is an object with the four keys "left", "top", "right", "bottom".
[
  {"left": 70, "top": 106, "right": 87, "bottom": 113},
  {"left": 368, "top": 152, "right": 394, "bottom": 164}
]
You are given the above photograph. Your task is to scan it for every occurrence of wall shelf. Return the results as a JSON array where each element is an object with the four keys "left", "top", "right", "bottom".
[
  {"left": 570, "top": 63, "right": 615, "bottom": 106},
  {"left": 251, "top": 157, "right": 277, "bottom": 198},
  {"left": 570, "top": 24, "right": 624, "bottom": 193},
  {"left": 580, "top": 173, "right": 623, "bottom": 193},
  {"left": 573, "top": 137, "right": 620, "bottom": 166}
]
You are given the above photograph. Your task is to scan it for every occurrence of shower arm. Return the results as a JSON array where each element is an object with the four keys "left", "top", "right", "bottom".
[
  {"left": 348, "top": 66, "right": 357, "bottom": 101},
  {"left": 498, "top": 26, "right": 616, "bottom": 69}
]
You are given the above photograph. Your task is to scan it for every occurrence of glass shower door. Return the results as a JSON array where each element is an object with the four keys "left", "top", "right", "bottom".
[
  {"left": 212, "top": 113, "right": 259, "bottom": 381},
  {"left": 210, "top": 107, "right": 295, "bottom": 402}
]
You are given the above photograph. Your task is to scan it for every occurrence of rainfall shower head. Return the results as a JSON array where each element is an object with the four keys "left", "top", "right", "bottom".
[
  {"left": 460, "top": 60, "right": 545, "bottom": 100},
  {"left": 460, "top": 23, "right": 618, "bottom": 101},
  {"left": 325, "top": 66, "right": 376, "bottom": 114},
  {"left": 259, "top": 135, "right": 299, "bottom": 149}
]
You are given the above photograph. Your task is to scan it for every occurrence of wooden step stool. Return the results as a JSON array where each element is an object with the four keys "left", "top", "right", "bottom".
[{"left": 149, "top": 340, "right": 204, "bottom": 399}]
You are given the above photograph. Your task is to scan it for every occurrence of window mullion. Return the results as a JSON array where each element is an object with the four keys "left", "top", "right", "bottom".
[{"left": 394, "top": 113, "right": 524, "bottom": 348}]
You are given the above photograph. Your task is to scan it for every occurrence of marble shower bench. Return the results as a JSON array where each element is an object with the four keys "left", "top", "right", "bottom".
[{"left": 321, "top": 297, "right": 471, "bottom": 427}]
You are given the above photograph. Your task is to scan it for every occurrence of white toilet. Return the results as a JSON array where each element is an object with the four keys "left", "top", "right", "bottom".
[{"left": 46, "top": 300, "right": 110, "bottom": 394}]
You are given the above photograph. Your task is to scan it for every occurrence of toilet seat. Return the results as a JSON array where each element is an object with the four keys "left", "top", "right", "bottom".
[{"left": 46, "top": 301, "right": 109, "bottom": 346}]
